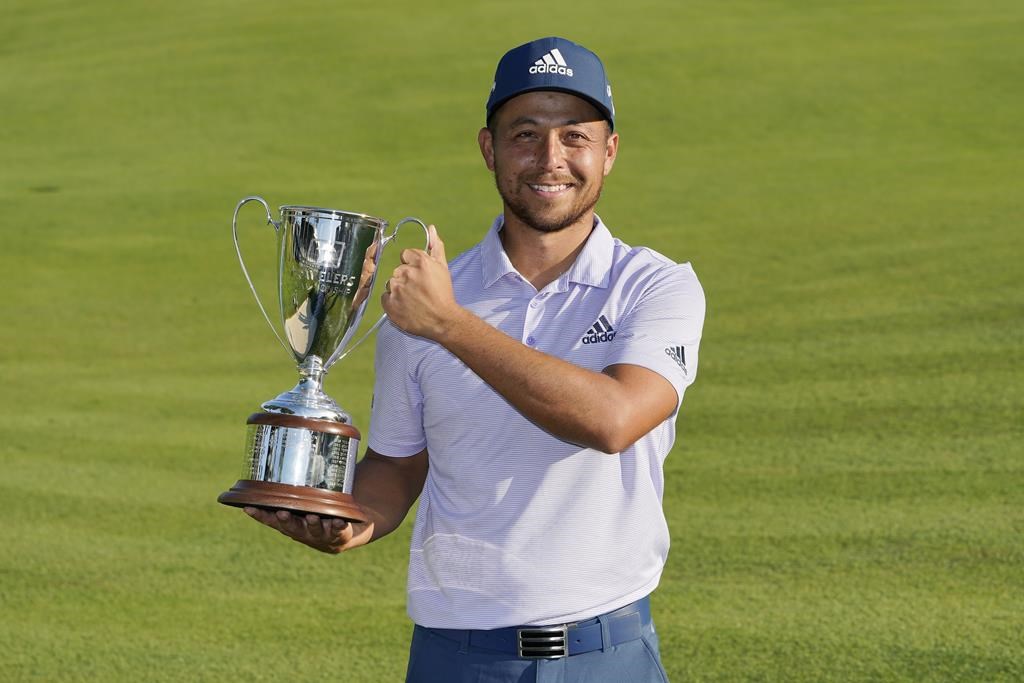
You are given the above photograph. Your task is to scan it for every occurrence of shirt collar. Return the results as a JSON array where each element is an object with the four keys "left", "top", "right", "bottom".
[
  {"left": 481, "top": 215, "right": 518, "bottom": 289},
  {"left": 480, "top": 214, "right": 615, "bottom": 291}
]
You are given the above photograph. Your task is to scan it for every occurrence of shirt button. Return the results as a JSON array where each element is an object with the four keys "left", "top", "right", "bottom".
[
  {"left": 529, "top": 300, "right": 540, "bottom": 309},
  {"left": 526, "top": 336, "right": 536, "bottom": 346}
]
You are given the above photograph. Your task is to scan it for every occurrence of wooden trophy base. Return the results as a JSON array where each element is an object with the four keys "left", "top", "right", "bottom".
[{"left": 219, "top": 480, "right": 367, "bottom": 523}]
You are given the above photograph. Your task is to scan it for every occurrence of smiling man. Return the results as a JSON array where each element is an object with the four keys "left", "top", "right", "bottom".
[{"left": 246, "top": 37, "right": 706, "bottom": 682}]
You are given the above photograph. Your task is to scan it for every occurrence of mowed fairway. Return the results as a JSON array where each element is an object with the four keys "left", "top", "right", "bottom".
[{"left": 1, "top": 1, "right": 1021, "bottom": 681}]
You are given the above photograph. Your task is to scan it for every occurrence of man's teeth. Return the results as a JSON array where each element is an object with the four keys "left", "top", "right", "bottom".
[{"left": 530, "top": 184, "right": 571, "bottom": 192}]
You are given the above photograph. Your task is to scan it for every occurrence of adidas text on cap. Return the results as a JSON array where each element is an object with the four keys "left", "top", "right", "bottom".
[{"left": 486, "top": 37, "right": 615, "bottom": 130}]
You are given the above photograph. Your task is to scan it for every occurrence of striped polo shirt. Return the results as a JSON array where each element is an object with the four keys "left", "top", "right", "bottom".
[{"left": 368, "top": 215, "right": 705, "bottom": 629}]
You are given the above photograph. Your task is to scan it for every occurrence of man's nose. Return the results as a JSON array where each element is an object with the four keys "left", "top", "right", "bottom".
[{"left": 536, "top": 132, "right": 566, "bottom": 170}]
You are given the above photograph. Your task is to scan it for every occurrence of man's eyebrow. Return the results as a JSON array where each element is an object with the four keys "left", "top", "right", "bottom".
[{"left": 508, "top": 116, "right": 539, "bottom": 127}]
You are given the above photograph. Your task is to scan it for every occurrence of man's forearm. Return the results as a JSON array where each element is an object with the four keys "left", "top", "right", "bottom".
[
  {"left": 436, "top": 308, "right": 674, "bottom": 453},
  {"left": 353, "top": 449, "right": 428, "bottom": 541}
]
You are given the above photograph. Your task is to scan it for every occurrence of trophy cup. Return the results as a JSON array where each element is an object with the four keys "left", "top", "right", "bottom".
[{"left": 218, "top": 196, "right": 428, "bottom": 522}]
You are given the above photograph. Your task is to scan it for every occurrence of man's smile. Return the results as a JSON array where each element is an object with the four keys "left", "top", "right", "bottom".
[{"left": 527, "top": 182, "right": 575, "bottom": 196}]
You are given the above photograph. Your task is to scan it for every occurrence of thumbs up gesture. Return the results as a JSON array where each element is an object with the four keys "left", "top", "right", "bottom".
[{"left": 382, "top": 225, "right": 461, "bottom": 342}]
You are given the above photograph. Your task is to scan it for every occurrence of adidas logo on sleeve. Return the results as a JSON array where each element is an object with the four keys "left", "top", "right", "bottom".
[
  {"left": 581, "top": 315, "right": 616, "bottom": 344},
  {"left": 529, "top": 48, "right": 574, "bottom": 77},
  {"left": 665, "top": 346, "right": 687, "bottom": 374}
]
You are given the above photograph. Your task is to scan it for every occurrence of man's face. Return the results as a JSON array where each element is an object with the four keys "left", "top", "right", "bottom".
[{"left": 479, "top": 91, "right": 618, "bottom": 234}]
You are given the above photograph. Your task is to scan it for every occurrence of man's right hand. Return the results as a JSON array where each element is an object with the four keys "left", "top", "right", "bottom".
[
  {"left": 241, "top": 449, "right": 427, "bottom": 554},
  {"left": 243, "top": 507, "right": 374, "bottom": 554}
]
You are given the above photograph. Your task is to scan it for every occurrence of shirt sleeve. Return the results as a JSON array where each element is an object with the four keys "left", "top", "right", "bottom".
[
  {"left": 603, "top": 261, "right": 706, "bottom": 411},
  {"left": 366, "top": 320, "right": 428, "bottom": 457}
]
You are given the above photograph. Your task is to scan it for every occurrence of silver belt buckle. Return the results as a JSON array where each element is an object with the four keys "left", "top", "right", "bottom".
[{"left": 517, "top": 625, "right": 568, "bottom": 659}]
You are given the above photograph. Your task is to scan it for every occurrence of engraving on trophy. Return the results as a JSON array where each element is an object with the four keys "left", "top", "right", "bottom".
[
  {"left": 219, "top": 196, "right": 429, "bottom": 521},
  {"left": 315, "top": 267, "right": 357, "bottom": 293}
]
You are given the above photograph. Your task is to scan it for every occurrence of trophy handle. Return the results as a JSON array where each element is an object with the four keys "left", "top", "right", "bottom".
[
  {"left": 327, "top": 217, "right": 431, "bottom": 366},
  {"left": 232, "top": 196, "right": 292, "bottom": 356}
]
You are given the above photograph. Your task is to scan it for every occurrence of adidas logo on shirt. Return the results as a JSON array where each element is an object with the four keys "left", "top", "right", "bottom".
[
  {"left": 529, "top": 48, "right": 574, "bottom": 77},
  {"left": 665, "top": 346, "right": 687, "bottom": 374},
  {"left": 582, "top": 315, "right": 616, "bottom": 344}
]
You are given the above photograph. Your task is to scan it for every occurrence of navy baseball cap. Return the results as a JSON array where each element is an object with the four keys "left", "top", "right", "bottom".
[{"left": 486, "top": 36, "right": 615, "bottom": 130}]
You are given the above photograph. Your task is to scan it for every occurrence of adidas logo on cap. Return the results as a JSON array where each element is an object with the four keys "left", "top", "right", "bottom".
[
  {"left": 582, "top": 315, "right": 615, "bottom": 344},
  {"left": 529, "top": 48, "right": 574, "bottom": 77}
]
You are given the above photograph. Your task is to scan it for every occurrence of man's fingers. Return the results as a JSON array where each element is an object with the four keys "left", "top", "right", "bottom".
[
  {"left": 245, "top": 507, "right": 276, "bottom": 526},
  {"left": 243, "top": 506, "right": 357, "bottom": 552},
  {"left": 388, "top": 265, "right": 412, "bottom": 293},
  {"left": 335, "top": 521, "right": 355, "bottom": 546},
  {"left": 246, "top": 507, "right": 292, "bottom": 535},
  {"left": 272, "top": 509, "right": 315, "bottom": 538},
  {"left": 306, "top": 514, "right": 324, "bottom": 540},
  {"left": 396, "top": 227, "right": 446, "bottom": 268},
  {"left": 325, "top": 517, "right": 349, "bottom": 541},
  {"left": 359, "top": 259, "right": 376, "bottom": 286},
  {"left": 400, "top": 248, "right": 422, "bottom": 265},
  {"left": 307, "top": 514, "right": 345, "bottom": 541},
  {"left": 427, "top": 225, "right": 447, "bottom": 265},
  {"left": 248, "top": 507, "right": 286, "bottom": 529}
]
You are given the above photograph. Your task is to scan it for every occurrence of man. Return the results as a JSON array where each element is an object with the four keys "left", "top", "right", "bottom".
[{"left": 247, "top": 36, "right": 705, "bottom": 682}]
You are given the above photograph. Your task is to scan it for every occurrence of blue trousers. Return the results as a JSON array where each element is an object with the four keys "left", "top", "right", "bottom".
[{"left": 404, "top": 608, "right": 669, "bottom": 682}]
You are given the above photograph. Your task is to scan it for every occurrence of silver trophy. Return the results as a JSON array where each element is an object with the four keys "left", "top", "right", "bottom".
[{"left": 218, "top": 196, "right": 428, "bottom": 521}]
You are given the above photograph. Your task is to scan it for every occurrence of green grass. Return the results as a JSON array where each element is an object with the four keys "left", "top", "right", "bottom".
[{"left": 1, "top": 1, "right": 1021, "bottom": 681}]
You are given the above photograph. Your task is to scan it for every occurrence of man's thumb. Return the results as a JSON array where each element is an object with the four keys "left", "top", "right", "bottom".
[{"left": 427, "top": 225, "right": 447, "bottom": 265}]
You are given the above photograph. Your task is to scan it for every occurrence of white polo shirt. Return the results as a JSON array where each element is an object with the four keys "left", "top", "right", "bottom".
[{"left": 368, "top": 215, "right": 705, "bottom": 629}]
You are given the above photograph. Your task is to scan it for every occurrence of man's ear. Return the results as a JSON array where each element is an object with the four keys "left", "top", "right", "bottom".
[
  {"left": 603, "top": 131, "right": 619, "bottom": 177},
  {"left": 478, "top": 127, "right": 496, "bottom": 172}
]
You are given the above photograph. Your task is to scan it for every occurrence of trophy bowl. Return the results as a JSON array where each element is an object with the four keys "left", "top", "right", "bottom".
[{"left": 218, "top": 196, "right": 428, "bottom": 522}]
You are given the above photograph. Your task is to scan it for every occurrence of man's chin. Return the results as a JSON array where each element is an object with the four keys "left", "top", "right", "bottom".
[
  {"left": 513, "top": 210, "right": 581, "bottom": 234},
  {"left": 504, "top": 199, "right": 594, "bottom": 234}
]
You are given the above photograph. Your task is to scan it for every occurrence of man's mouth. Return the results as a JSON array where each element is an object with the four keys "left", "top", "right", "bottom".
[{"left": 527, "top": 183, "right": 573, "bottom": 194}]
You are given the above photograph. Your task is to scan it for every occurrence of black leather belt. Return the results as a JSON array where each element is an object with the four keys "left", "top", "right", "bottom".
[{"left": 425, "top": 596, "right": 651, "bottom": 660}]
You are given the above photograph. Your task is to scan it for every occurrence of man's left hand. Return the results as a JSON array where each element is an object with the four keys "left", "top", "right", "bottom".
[{"left": 382, "top": 225, "right": 462, "bottom": 341}]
